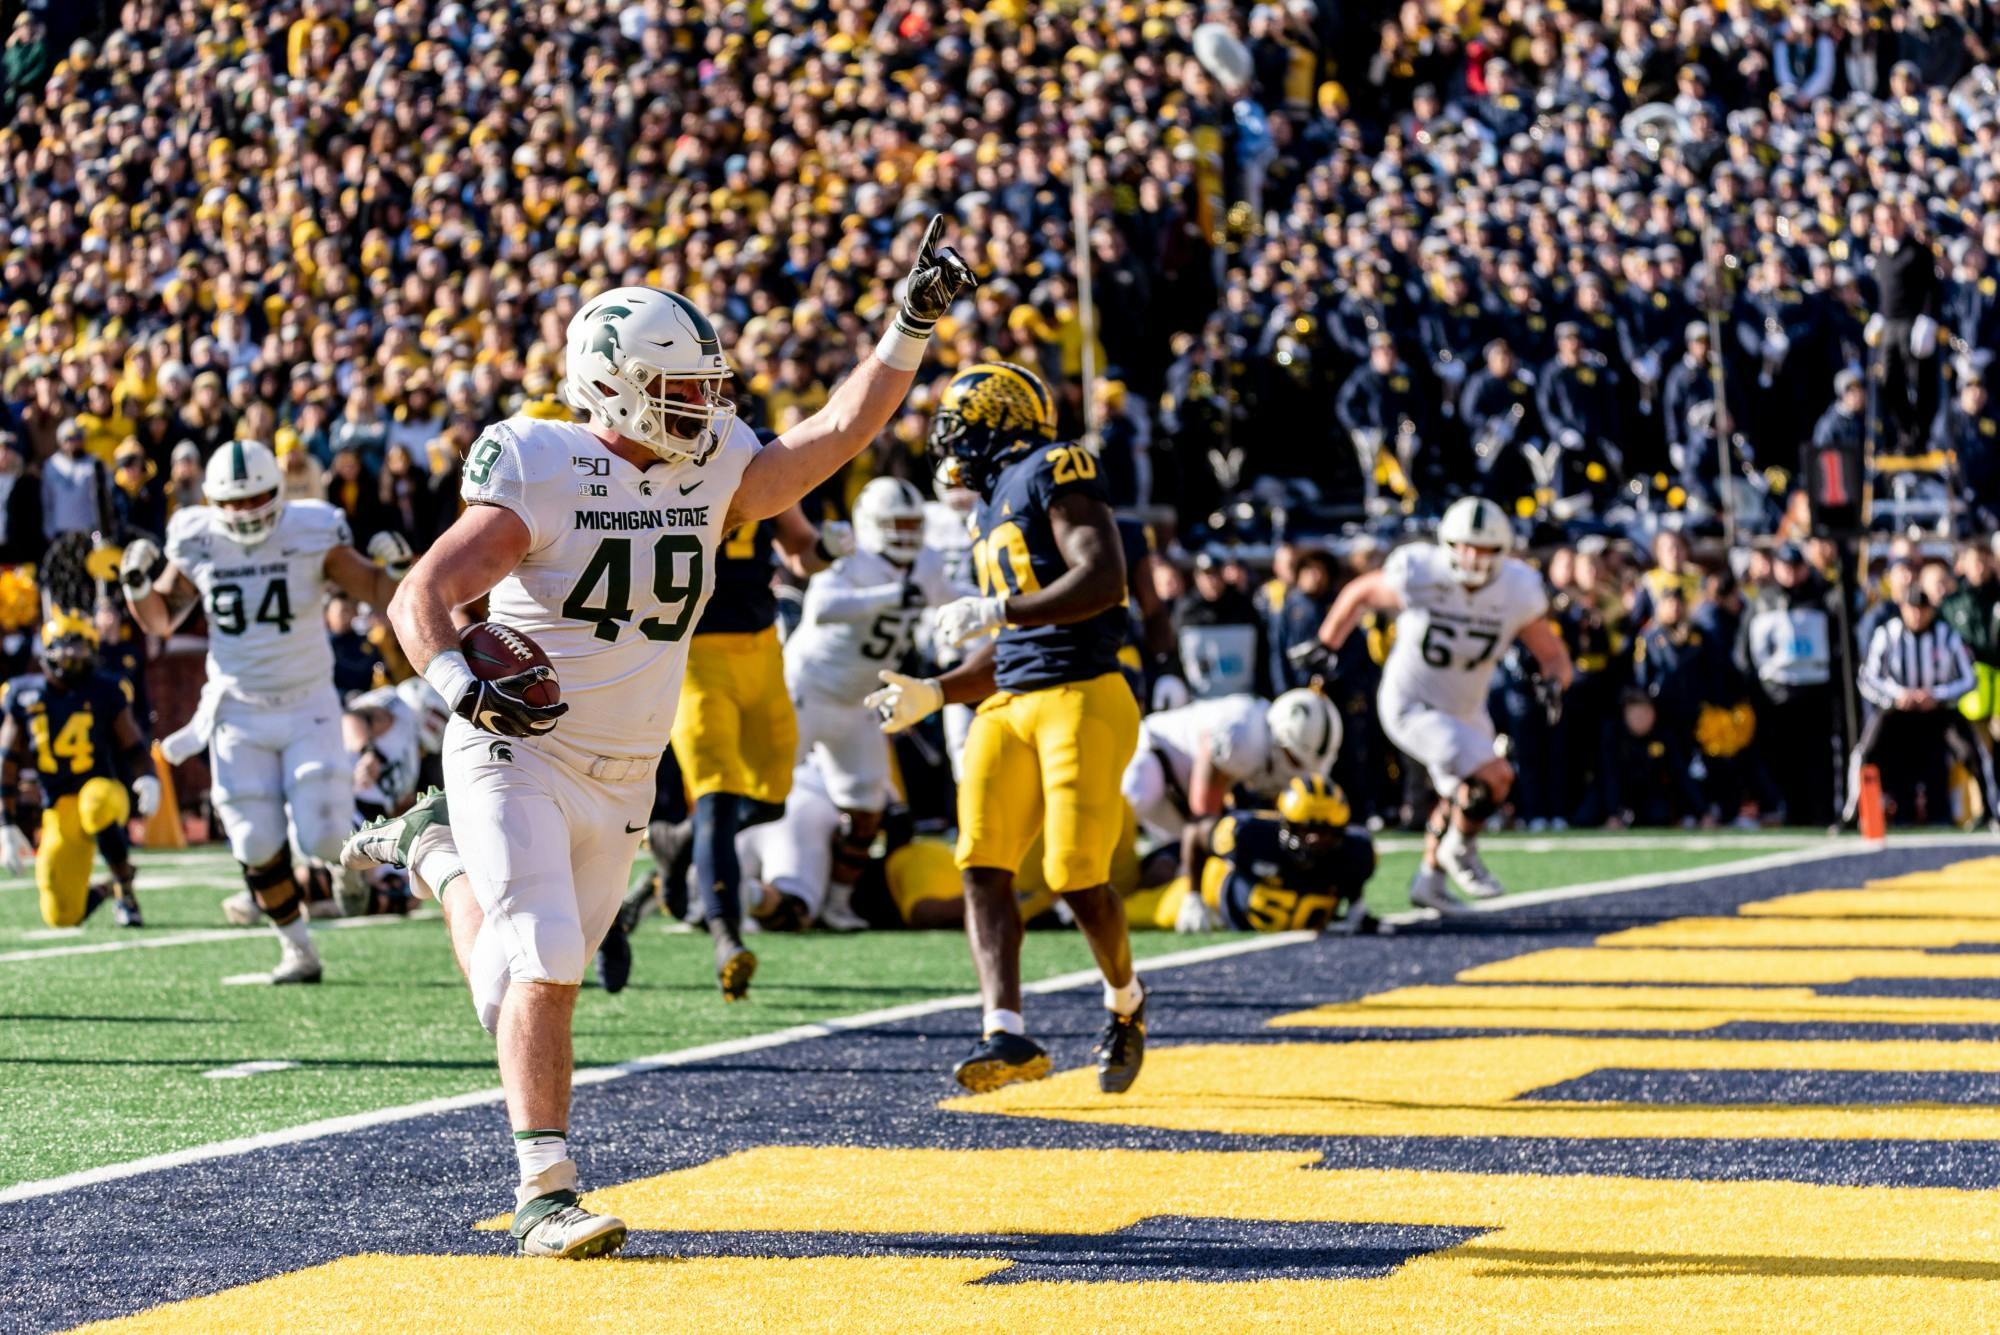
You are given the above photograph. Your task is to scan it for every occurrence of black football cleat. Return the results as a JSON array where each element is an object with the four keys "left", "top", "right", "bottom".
[
  {"left": 1094, "top": 990, "right": 1147, "bottom": 1094},
  {"left": 952, "top": 1031, "right": 1051, "bottom": 1093},
  {"left": 594, "top": 920, "right": 632, "bottom": 995}
]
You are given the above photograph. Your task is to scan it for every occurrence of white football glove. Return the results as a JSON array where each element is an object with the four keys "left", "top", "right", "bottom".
[
  {"left": 0, "top": 824, "right": 31, "bottom": 874},
  {"left": 1175, "top": 881, "right": 1221, "bottom": 934},
  {"left": 815, "top": 520, "right": 855, "bottom": 561},
  {"left": 119, "top": 538, "right": 164, "bottom": 596},
  {"left": 934, "top": 594, "right": 1007, "bottom": 648},
  {"left": 132, "top": 774, "right": 162, "bottom": 818},
  {"left": 367, "top": 530, "right": 414, "bottom": 576},
  {"left": 1151, "top": 673, "right": 1191, "bottom": 711},
  {"left": 864, "top": 670, "right": 943, "bottom": 734}
]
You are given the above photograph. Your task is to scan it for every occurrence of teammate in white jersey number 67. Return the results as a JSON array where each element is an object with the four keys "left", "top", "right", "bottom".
[{"left": 1315, "top": 497, "right": 1572, "bottom": 912}]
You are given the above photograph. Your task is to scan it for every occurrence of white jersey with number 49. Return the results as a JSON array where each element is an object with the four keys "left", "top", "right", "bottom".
[
  {"left": 784, "top": 547, "right": 965, "bottom": 706},
  {"left": 166, "top": 500, "right": 349, "bottom": 698},
  {"left": 461, "top": 413, "right": 756, "bottom": 759},
  {"left": 1379, "top": 543, "right": 1548, "bottom": 719}
]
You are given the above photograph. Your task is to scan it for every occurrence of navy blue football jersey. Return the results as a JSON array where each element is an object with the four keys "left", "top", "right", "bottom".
[
  {"left": 3, "top": 672, "right": 132, "bottom": 800},
  {"left": 695, "top": 517, "right": 779, "bottom": 634},
  {"left": 1207, "top": 811, "right": 1374, "bottom": 932},
  {"left": 972, "top": 443, "right": 1128, "bottom": 693}
]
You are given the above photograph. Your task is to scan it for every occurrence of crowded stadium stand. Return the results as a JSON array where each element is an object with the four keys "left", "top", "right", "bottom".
[{"left": 3, "top": 0, "right": 2000, "bottom": 838}]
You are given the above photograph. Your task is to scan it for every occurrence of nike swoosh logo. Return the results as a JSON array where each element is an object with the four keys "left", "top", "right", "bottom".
[
  {"left": 625, "top": 821, "right": 645, "bottom": 833},
  {"left": 678, "top": 481, "right": 701, "bottom": 496}
]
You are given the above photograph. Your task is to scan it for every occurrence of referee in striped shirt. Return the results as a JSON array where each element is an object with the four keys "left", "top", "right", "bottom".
[{"left": 1849, "top": 588, "right": 1989, "bottom": 824}]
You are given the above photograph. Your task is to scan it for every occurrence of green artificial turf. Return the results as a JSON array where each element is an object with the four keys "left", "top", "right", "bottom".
[{"left": 0, "top": 834, "right": 1823, "bottom": 1187}]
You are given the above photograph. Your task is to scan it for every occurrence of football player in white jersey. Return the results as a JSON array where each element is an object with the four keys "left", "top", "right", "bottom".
[
  {"left": 1121, "top": 689, "right": 1343, "bottom": 844},
  {"left": 345, "top": 676, "right": 448, "bottom": 819},
  {"left": 339, "top": 221, "right": 974, "bottom": 1258},
  {"left": 1316, "top": 497, "right": 1571, "bottom": 910},
  {"left": 733, "top": 759, "right": 843, "bottom": 929},
  {"left": 922, "top": 461, "right": 982, "bottom": 780},
  {"left": 119, "top": 440, "right": 401, "bottom": 983},
  {"left": 784, "top": 477, "right": 968, "bottom": 929}
]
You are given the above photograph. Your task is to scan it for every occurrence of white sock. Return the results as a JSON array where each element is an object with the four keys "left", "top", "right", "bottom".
[
  {"left": 413, "top": 849, "right": 465, "bottom": 903},
  {"left": 1105, "top": 976, "right": 1144, "bottom": 1016},
  {"left": 271, "top": 915, "right": 312, "bottom": 952},
  {"left": 409, "top": 823, "right": 462, "bottom": 898},
  {"left": 512, "top": 1129, "right": 577, "bottom": 1210},
  {"left": 1438, "top": 823, "right": 1466, "bottom": 857},
  {"left": 983, "top": 1008, "right": 1025, "bottom": 1037}
]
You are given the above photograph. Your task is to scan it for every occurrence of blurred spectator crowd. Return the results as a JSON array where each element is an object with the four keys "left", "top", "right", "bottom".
[{"left": 3, "top": 0, "right": 1999, "bottom": 827}]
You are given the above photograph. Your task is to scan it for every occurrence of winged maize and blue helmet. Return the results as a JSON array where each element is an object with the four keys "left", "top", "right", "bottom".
[
  {"left": 1277, "top": 773, "right": 1350, "bottom": 855},
  {"left": 39, "top": 608, "right": 100, "bottom": 687},
  {"left": 926, "top": 360, "right": 1058, "bottom": 494}
]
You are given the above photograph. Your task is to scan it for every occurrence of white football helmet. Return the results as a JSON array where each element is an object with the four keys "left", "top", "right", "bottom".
[
  {"left": 203, "top": 439, "right": 285, "bottom": 546},
  {"left": 1436, "top": 496, "right": 1513, "bottom": 588},
  {"left": 396, "top": 675, "right": 450, "bottom": 755},
  {"left": 854, "top": 477, "right": 927, "bottom": 564},
  {"left": 1267, "top": 688, "right": 1343, "bottom": 780},
  {"left": 562, "top": 286, "right": 734, "bottom": 464}
]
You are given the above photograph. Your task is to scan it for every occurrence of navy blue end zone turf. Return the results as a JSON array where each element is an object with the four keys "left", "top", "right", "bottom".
[{"left": 1, "top": 843, "right": 1992, "bottom": 1332}]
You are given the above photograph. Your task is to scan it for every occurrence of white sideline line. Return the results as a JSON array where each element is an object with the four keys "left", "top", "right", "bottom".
[
  {"left": 0, "top": 911, "right": 439, "bottom": 963},
  {"left": 1373, "top": 833, "right": 1818, "bottom": 853},
  {"left": 203, "top": 1060, "right": 299, "bottom": 1080},
  {"left": 5, "top": 836, "right": 1991, "bottom": 1203},
  {"left": 0, "top": 931, "right": 1312, "bottom": 1205}
]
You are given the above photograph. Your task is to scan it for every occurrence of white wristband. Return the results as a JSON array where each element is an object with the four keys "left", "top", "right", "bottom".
[
  {"left": 423, "top": 649, "right": 476, "bottom": 710},
  {"left": 875, "top": 324, "right": 931, "bottom": 372}
]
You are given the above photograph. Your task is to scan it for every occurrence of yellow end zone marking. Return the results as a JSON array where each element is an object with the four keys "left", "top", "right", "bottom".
[
  {"left": 80, "top": 1151, "right": 2000, "bottom": 1334},
  {"left": 1461, "top": 946, "right": 2000, "bottom": 985},
  {"left": 943, "top": 1037, "right": 2000, "bottom": 1140},
  {"left": 1595, "top": 917, "right": 2000, "bottom": 949},
  {"left": 1744, "top": 886, "right": 2000, "bottom": 919},
  {"left": 1268, "top": 985, "right": 2000, "bottom": 1031}
]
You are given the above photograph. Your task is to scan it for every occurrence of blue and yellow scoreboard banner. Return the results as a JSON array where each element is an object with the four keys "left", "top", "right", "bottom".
[{"left": 19, "top": 846, "right": 2000, "bottom": 1333}]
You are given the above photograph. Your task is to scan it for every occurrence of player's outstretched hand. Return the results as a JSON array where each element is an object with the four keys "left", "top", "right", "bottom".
[
  {"left": 0, "top": 823, "right": 31, "bottom": 874},
  {"left": 934, "top": 594, "right": 1006, "bottom": 648},
  {"left": 119, "top": 538, "right": 164, "bottom": 596},
  {"left": 455, "top": 666, "right": 569, "bottom": 738},
  {"left": 132, "top": 775, "right": 162, "bottom": 819},
  {"left": 816, "top": 520, "right": 855, "bottom": 562},
  {"left": 865, "top": 669, "right": 943, "bottom": 735},
  {"left": 1175, "top": 882, "right": 1221, "bottom": 934},
  {"left": 896, "top": 214, "right": 978, "bottom": 334}
]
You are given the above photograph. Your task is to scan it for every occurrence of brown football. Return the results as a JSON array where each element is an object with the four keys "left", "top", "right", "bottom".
[{"left": 460, "top": 621, "right": 560, "bottom": 707}]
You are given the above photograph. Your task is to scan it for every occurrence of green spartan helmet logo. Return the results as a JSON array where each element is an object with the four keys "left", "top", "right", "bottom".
[{"left": 590, "top": 305, "right": 634, "bottom": 363}]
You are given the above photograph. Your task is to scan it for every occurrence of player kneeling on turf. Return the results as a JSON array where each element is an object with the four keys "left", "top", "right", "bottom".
[
  {"left": 786, "top": 476, "right": 969, "bottom": 930},
  {"left": 0, "top": 612, "right": 158, "bottom": 928},
  {"left": 1172, "top": 775, "right": 1376, "bottom": 934},
  {"left": 1316, "top": 497, "right": 1572, "bottom": 911}
]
